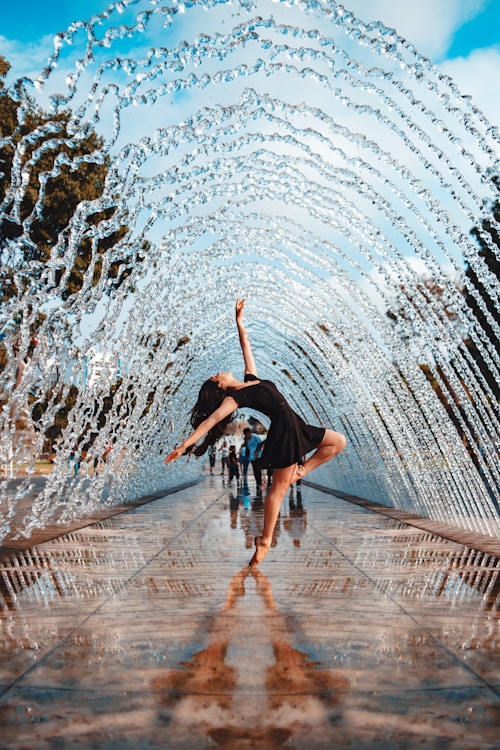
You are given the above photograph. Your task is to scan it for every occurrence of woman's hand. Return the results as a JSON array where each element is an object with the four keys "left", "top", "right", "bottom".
[
  {"left": 235, "top": 297, "right": 245, "bottom": 322},
  {"left": 164, "top": 445, "right": 186, "bottom": 464}
]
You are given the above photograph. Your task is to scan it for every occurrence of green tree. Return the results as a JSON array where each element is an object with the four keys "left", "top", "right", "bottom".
[
  {"left": 384, "top": 200, "right": 500, "bottom": 473},
  {"left": 0, "top": 55, "right": 137, "bottom": 304},
  {"left": 1, "top": 54, "right": 145, "bottom": 455},
  {"left": 465, "top": 174, "right": 500, "bottom": 401}
]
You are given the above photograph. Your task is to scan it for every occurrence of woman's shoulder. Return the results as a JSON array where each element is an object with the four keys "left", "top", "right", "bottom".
[{"left": 229, "top": 373, "right": 261, "bottom": 399}]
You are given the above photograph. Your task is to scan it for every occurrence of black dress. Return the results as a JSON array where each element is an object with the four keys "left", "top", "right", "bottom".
[{"left": 229, "top": 374, "right": 325, "bottom": 469}]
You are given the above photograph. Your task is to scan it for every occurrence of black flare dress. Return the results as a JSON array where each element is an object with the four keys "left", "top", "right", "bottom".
[{"left": 229, "top": 374, "right": 325, "bottom": 469}]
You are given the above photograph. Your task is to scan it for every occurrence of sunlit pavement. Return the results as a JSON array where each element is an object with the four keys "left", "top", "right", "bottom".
[{"left": 0, "top": 476, "right": 499, "bottom": 749}]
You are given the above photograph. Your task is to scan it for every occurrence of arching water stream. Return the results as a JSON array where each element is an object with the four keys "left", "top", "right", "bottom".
[{"left": 0, "top": 0, "right": 499, "bottom": 542}]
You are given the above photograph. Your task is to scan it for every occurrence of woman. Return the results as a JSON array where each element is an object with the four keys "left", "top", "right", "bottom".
[{"left": 165, "top": 299, "right": 346, "bottom": 567}]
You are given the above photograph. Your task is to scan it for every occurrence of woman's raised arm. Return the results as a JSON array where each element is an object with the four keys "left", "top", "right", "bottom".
[
  {"left": 235, "top": 298, "right": 257, "bottom": 376},
  {"left": 164, "top": 396, "right": 238, "bottom": 464}
]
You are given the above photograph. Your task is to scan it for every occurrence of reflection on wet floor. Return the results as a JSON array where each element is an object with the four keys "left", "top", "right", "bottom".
[
  {"left": 0, "top": 476, "right": 499, "bottom": 749},
  {"left": 150, "top": 567, "right": 350, "bottom": 748}
]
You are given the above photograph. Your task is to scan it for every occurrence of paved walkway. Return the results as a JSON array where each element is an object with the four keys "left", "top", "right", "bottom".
[{"left": 0, "top": 476, "right": 499, "bottom": 749}]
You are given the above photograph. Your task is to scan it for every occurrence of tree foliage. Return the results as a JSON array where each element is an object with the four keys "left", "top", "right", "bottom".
[
  {"left": 384, "top": 176, "right": 500, "bottom": 474},
  {"left": 385, "top": 174, "right": 500, "bottom": 406},
  {"left": 464, "top": 175, "right": 500, "bottom": 401},
  {"left": 0, "top": 54, "right": 146, "bottom": 455},
  {"left": 0, "top": 55, "right": 138, "bottom": 305}
]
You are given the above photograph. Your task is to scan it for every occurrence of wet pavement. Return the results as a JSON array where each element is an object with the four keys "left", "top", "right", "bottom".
[{"left": 0, "top": 476, "right": 499, "bottom": 749}]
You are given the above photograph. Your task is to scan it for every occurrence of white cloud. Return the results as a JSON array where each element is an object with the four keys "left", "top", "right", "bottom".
[
  {"left": 0, "top": 33, "right": 55, "bottom": 83},
  {"left": 441, "top": 47, "right": 500, "bottom": 127},
  {"left": 344, "top": 0, "right": 485, "bottom": 59},
  {"left": 342, "top": 1, "right": 500, "bottom": 127}
]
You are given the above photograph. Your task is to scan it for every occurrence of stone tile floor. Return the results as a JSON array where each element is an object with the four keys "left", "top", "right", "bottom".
[{"left": 0, "top": 476, "right": 498, "bottom": 749}]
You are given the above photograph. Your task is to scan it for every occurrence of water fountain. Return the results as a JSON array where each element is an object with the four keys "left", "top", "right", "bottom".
[{"left": 0, "top": 0, "right": 499, "bottom": 542}]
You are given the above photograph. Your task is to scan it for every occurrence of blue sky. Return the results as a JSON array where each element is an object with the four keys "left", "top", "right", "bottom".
[
  {"left": 0, "top": 0, "right": 111, "bottom": 42},
  {"left": 447, "top": 0, "right": 500, "bottom": 57},
  {"left": 1, "top": 0, "right": 500, "bottom": 124},
  {"left": 1, "top": 0, "right": 498, "bottom": 56}
]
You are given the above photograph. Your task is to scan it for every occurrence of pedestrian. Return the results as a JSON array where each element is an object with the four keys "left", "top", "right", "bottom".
[
  {"left": 220, "top": 440, "right": 229, "bottom": 475},
  {"left": 242, "top": 427, "right": 262, "bottom": 488},
  {"left": 239, "top": 440, "right": 250, "bottom": 477},
  {"left": 227, "top": 445, "right": 240, "bottom": 482},
  {"left": 165, "top": 298, "right": 346, "bottom": 567},
  {"left": 209, "top": 445, "right": 216, "bottom": 474}
]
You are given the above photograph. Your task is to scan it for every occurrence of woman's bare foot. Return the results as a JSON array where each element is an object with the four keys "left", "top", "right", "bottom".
[
  {"left": 248, "top": 536, "right": 271, "bottom": 567},
  {"left": 291, "top": 463, "right": 306, "bottom": 484}
]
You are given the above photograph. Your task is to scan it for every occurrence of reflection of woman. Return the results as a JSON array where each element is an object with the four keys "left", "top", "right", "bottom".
[
  {"left": 165, "top": 299, "right": 346, "bottom": 567},
  {"left": 151, "top": 567, "right": 348, "bottom": 745}
]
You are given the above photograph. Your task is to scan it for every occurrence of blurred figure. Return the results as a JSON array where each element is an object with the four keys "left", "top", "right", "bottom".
[
  {"left": 227, "top": 444, "right": 240, "bottom": 483},
  {"left": 220, "top": 440, "right": 229, "bottom": 475},
  {"left": 209, "top": 445, "right": 216, "bottom": 474},
  {"left": 242, "top": 427, "right": 262, "bottom": 489}
]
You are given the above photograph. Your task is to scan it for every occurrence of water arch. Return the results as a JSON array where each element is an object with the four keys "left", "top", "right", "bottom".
[{"left": 0, "top": 0, "right": 499, "bottom": 540}]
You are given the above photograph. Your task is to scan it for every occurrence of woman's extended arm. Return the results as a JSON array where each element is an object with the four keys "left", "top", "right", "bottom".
[
  {"left": 164, "top": 396, "right": 238, "bottom": 464},
  {"left": 235, "top": 298, "right": 257, "bottom": 376}
]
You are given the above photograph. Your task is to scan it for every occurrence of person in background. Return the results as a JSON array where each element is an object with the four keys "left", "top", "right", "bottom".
[
  {"left": 227, "top": 444, "right": 240, "bottom": 483},
  {"left": 242, "top": 427, "right": 262, "bottom": 489},
  {"left": 209, "top": 445, "right": 216, "bottom": 474},
  {"left": 220, "top": 440, "right": 229, "bottom": 476},
  {"left": 239, "top": 439, "right": 250, "bottom": 477}
]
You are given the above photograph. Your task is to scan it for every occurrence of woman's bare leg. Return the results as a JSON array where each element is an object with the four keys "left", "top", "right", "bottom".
[
  {"left": 261, "top": 466, "right": 297, "bottom": 544},
  {"left": 249, "top": 430, "right": 346, "bottom": 566},
  {"left": 292, "top": 429, "right": 346, "bottom": 482},
  {"left": 248, "top": 466, "right": 295, "bottom": 567},
  {"left": 262, "top": 431, "right": 346, "bottom": 538}
]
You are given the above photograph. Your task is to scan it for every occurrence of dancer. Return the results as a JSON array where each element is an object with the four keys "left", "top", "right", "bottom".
[{"left": 165, "top": 299, "right": 346, "bottom": 566}]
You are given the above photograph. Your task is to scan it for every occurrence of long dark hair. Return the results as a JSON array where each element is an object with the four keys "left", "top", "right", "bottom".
[{"left": 186, "top": 378, "right": 237, "bottom": 457}]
